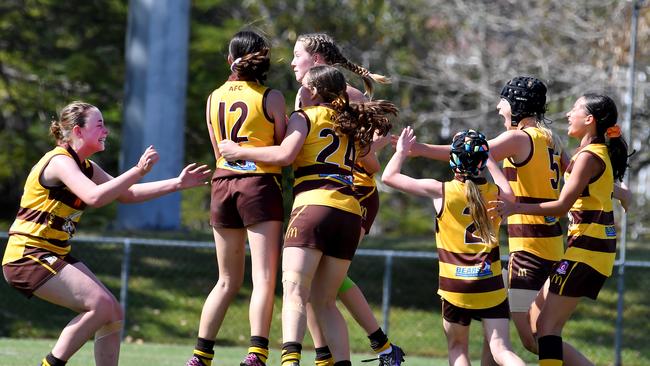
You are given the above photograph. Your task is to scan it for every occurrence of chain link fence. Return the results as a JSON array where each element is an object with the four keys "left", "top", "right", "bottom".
[{"left": 1, "top": 233, "right": 649, "bottom": 363}]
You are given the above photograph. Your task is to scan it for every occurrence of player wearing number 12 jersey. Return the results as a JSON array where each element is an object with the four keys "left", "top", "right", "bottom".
[
  {"left": 185, "top": 31, "right": 287, "bottom": 366},
  {"left": 218, "top": 65, "right": 396, "bottom": 366}
]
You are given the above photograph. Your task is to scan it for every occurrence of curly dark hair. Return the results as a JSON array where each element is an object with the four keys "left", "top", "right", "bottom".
[{"left": 305, "top": 65, "right": 396, "bottom": 155}]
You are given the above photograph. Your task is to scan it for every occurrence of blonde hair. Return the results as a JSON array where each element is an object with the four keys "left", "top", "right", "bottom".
[
  {"left": 536, "top": 120, "right": 563, "bottom": 154},
  {"left": 297, "top": 33, "right": 390, "bottom": 99},
  {"left": 465, "top": 180, "right": 497, "bottom": 245},
  {"left": 50, "top": 101, "right": 96, "bottom": 143}
]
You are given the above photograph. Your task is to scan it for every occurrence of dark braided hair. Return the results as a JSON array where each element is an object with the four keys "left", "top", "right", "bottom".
[
  {"left": 229, "top": 30, "right": 271, "bottom": 83},
  {"left": 304, "top": 65, "right": 396, "bottom": 155},
  {"left": 297, "top": 33, "right": 390, "bottom": 99},
  {"left": 582, "top": 93, "right": 629, "bottom": 181}
]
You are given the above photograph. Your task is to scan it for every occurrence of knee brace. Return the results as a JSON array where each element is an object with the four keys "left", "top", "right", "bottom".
[
  {"left": 282, "top": 271, "right": 313, "bottom": 288},
  {"left": 95, "top": 320, "right": 123, "bottom": 340}
]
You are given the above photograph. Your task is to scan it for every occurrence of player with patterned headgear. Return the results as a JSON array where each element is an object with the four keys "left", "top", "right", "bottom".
[
  {"left": 382, "top": 126, "right": 525, "bottom": 366},
  {"left": 405, "top": 75, "right": 572, "bottom": 363}
]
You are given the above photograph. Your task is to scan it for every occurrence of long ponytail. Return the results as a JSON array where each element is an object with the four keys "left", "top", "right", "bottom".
[
  {"left": 582, "top": 93, "right": 630, "bottom": 181},
  {"left": 466, "top": 180, "right": 497, "bottom": 245},
  {"left": 297, "top": 33, "right": 390, "bottom": 99}
]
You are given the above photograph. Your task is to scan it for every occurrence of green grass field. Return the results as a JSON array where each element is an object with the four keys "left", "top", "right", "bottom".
[
  {"left": 0, "top": 338, "right": 451, "bottom": 366},
  {"left": 1, "top": 236, "right": 649, "bottom": 365}
]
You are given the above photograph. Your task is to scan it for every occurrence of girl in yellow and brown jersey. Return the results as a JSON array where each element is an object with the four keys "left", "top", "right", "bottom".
[
  {"left": 382, "top": 127, "right": 525, "bottom": 366},
  {"left": 290, "top": 33, "right": 402, "bottom": 366},
  {"left": 219, "top": 65, "right": 395, "bottom": 366},
  {"left": 2, "top": 101, "right": 210, "bottom": 366},
  {"left": 407, "top": 76, "right": 571, "bottom": 363},
  {"left": 185, "top": 31, "right": 287, "bottom": 366},
  {"left": 497, "top": 93, "right": 631, "bottom": 366}
]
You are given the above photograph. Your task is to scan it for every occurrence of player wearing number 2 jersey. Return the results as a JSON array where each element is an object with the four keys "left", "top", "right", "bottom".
[
  {"left": 383, "top": 127, "right": 524, "bottom": 366},
  {"left": 408, "top": 77, "right": 577, "bottom": 363},
  {"left": 185, "top": 31, "right": 287, "bottom": 366},
  {"left": 219, "top": 65, "right": 396, "bottom": 366}
]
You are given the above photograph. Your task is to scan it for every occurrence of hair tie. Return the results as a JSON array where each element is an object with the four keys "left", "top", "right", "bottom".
[
  {"left": 606, "top": 125, "right": 621, "bottom": 138},
  {"left": 230, "top": 57, "right": 242, "bottom": 73}
]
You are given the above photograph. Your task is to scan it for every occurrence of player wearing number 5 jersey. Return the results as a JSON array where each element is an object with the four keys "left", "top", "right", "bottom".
[
  {"left": 495, "top": 93, "right": 631, "bottom": 366},
  {"left": 219, "top": 65, "right": 396, "bottom": 366},
  {"left": 408, "top": 77, "right": 585, "bottom": 363},
  {"left": 185, "top": 31, "right": 287, "bottom": 366}
]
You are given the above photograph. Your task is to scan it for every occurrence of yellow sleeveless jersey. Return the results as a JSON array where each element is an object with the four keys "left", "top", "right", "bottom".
[
  {"left": 435, "top": 179, "right": 506, "bottom": 309},
  {"left": 209, "top": 81, "right": 281, "bottom": 176},
  {"left": 3, "top": 146, "right": 92, "bottom": 264},
  {"left": 502, "top": 127, "right": 563, "bottom": 261},
  {"left": 292, "top": 105, "right": 361, "bottom": 216},
  {"left": 563, "top": 143, "right": 616, "bottom": 276},
  {"left": 353, "top": 160, "right": 376, "bottom": 188}
]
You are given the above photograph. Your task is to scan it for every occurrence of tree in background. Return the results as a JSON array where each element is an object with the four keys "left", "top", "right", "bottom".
[{"left": 1, "top": 0, "right": 649, "bottom": 237}]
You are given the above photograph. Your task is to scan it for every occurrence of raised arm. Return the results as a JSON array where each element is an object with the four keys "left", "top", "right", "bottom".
[
  {"left": 357, "top": 133, "right": 391, "bottom": 174},
  {"left": 499, "top": 151, "right": 601, "bottom": 217},
  {"left": 408, "top": 141, "right": 449, "bottom": 161},
  {"left": 45, "top": 146, "right": 158, "bottom": 208},
  {"left": 486, "top": 154, "right": 515, "bottom": 203},
  {"left": 91, "top": 162, "right": 212, "bottom": 204},
  {"left": 218, "top": 111, "right": 308, "bottom": 166},
  {"left": 382, "top": 127, "right": 443, "bottom": 198}
]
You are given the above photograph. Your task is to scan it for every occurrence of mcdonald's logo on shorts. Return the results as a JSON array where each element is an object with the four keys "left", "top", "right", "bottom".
[
  {"left": 550, "top": 273, "right": 564, "bottom": 285},
  {"left": 286, "top": 227, "right": 298, "bottom": 239},
  {"left": 517, "top": 268, "right": 527, "bottom": 277}
]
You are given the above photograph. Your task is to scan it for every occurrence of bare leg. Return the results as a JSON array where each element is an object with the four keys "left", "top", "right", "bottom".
[
  {"left": 482, "top": 318, "right": 525, "bottom": 366},
  {"left": 480, "top": 338, "right": 498, "bottom": 366},
  {"left": 306, "top": 302, "right": 328, "bottom": 347},
  {"left": 197, "top": 227, "right": 247, "bottom": 339},
  {"left": 282, "top": 247, "right": 322, "bottom": 344},
  {"left": 442, "top": 318, "right": 471, "bottom": 366},
  {"left": 338, "top": 284, "right": 380, "bottom": 335},
  {"left": 310, "top": 255, "right": 352, "bottom": 362},
  {"left": 537, "top": 292, "right": 590, "bottom": 364},
  {"left": 247, "top": 221, "right": 282, "bottom": 338},
  {"left": 35, "top": 262, "right": 123, "bottom": 366}
]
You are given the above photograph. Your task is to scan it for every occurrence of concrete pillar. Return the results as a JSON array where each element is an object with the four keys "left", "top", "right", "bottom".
[{"left": 117, "top": 0, "right": 190, "bottom": 230}]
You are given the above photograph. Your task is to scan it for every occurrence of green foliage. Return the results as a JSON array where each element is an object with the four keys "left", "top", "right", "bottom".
[{"left": 0, "top": 0, "right": 128, "bottom": 221}]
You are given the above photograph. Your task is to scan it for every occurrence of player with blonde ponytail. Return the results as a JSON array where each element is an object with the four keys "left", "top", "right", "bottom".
[{"left": 382, "top": 127, "right": 525, "bottom": 366}]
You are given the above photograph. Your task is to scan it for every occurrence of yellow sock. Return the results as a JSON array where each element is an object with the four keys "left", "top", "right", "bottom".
[{"left": 248, "top": 346, "right": 269, "bottom": 363}]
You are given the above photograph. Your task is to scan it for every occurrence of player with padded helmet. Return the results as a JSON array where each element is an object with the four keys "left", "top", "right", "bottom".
[
  {"left": 383, "top": 127, "right": 525, "bottom": 366},
  {"left": 406, "top": 76, "right": 579, "bottom": 363},
  {"left": 494, "top": 93, "right": 631, "bottom": 365}
]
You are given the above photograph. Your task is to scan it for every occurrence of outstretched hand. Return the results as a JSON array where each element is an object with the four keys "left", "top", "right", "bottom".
[
  {"left": 218, "top": 140, "right": 241, "bottom": 161},
  {"left": 488, "top": 199, "right": 513, "bottom": 220},
  {"left": 178, "top": 163, "right": 212, "bottom": 189},
  {"left": 137, "top": 145, "right": 159, "bottom": 175},
  {"left": 372, "top": 132, "right": 392, "bottom": 152},
  {"left": 396, "top": 126, "right": 416, "bottom": 154}
]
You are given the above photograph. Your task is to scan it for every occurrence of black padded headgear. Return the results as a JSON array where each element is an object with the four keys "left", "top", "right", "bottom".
[
  {"left": 500, "top": 76, "right": 547, "bottom": 126},
  {"left": 449, "top": 129, "right": 489, "bottom": 177}
]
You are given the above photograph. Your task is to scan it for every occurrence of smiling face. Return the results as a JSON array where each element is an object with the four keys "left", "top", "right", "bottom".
[
  {"left": 291, "top": 40, "right": 318, "bottom": 83},
  {"left": 566, "top": 97, "right": 592, "bottom": 139},
  {"left": 76, "top": 107, "right": 109, "bottom": 152}
]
